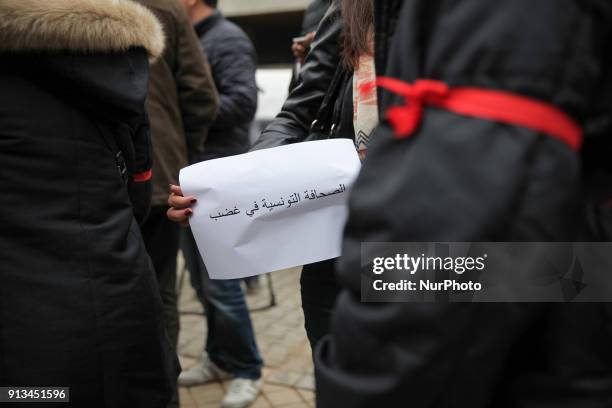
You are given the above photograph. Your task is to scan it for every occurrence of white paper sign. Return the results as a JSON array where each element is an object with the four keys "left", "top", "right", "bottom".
[{"left": 179, "top": 139, "right": 361, "bottom": 280}]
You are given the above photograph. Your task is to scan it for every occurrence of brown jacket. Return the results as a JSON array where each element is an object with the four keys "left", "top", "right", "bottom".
[{"left": 135, "top": 0, "right": 219, "bottom": 205}]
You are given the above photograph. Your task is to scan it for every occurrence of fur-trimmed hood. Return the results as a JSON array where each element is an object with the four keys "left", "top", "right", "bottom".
[{"left": 0, "top": 0, "right": 165, "bottom": 61}]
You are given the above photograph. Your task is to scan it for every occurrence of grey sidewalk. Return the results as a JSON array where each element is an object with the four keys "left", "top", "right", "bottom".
[{"left": 176, "top": 262, "right": 315, "bottom": 408}]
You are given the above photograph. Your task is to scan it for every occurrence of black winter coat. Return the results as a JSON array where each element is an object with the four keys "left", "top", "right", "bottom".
[
  {"left": 316, "top": 0, "right": 612, "bottom": 407},
  {"left": 0, "top": 1, "right": 178, "bottom": 406},
  {"left": 194, "top": 11, "right": 258, "bottom": 160}
]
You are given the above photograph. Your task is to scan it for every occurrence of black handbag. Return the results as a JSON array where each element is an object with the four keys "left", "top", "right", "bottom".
[{"left": 305, "top": 64, "right": 353, "bottom": 142}]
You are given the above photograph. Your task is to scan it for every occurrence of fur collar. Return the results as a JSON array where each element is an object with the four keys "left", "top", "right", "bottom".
[{"left": 0, "top": 0, "right": 165, "bottom": 61}]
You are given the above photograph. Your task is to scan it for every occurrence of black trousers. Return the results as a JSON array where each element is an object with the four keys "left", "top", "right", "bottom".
[
  {"left": 300, "top": 259, "right": 342, "bottom": 353},
  {"left": 141, "top": 206, "right": 180, "bottom": 408}
]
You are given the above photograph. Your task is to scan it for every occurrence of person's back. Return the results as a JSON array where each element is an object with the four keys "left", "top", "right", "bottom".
[
  {"left": 193, "top": 6, "right": 258, "bottom": 160},
  {"left": 0, "top": 0, "right": 179, "bottom": 406},
  {"left": 315, "top": 1, "right": 612, "bottom": 407}
]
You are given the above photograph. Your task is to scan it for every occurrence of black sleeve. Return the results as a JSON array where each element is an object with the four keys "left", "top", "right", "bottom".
[
  {"left": 111, "top": 51, "right": 152, "bottom": 225},
  {"left": 127, "top": 110, "right": 152, "bottom": 224},
  {"left": 251, "top": 2, "right": 342, "bottom": 150}
]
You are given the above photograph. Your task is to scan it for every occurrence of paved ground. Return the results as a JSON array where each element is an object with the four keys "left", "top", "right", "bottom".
[{"left": 175, "top": 260, "right": 315, "bottom": 408}]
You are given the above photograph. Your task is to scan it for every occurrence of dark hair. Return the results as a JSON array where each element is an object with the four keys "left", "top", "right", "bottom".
[
  {"left": 203, "top": 0, "right": 218, "bottom": 7},
  {"left": 341, "top": 0, "right": 373, "bottom": 69}
]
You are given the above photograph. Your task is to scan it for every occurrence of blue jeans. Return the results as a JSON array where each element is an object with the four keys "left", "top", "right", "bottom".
[{"left": 181, "top": 229, "right": 263, "bottom": 380}]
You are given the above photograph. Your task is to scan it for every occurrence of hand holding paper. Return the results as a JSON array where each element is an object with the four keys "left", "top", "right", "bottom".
[{"left": 179, "top": 139, "right": 361, "bottom": 279}]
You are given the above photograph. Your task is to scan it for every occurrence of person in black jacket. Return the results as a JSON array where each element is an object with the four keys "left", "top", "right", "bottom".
[
  {"left": 251, "top": 3, "right": 349, "bottom": 351},
  {"left": 254, "top": 0, "right": 378, "bottom": 351},
  {"left": 0, "top": 0, "right": 179, "bottom": 406},
  {"left": 315, "top": 1, "right": 612, "bottom": 407}
]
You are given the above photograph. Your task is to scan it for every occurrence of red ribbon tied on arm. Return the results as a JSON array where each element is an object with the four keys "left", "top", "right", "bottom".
[
  {"left": 361, "top": 78, "right": 450, "bottom": 138},
  {"left": 361, "top": 77, "right": 582, "bottom": 150}
]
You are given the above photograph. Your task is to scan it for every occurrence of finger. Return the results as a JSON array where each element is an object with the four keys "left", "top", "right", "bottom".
[
  {"left": 169, "top": 184, "right": 183, "bottom": 196},
  {"left": 167, "top": 207, "right": 193, "bottom": 223},
  {"left": 168, "top": 193, "right": 196, "bottom": 209},
  {"left": 292, "top": 44, "right": 305, "bottom": 54},
  {"left": 166, "top": 208, "right": 186, "bottom": 223},
  {"left": 305, "top": 31, "right": 316, "bottom": 45}
]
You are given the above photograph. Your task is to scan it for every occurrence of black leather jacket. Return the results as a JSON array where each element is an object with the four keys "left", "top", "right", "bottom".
[{"left": 252, "top": 1, "right": 354, "bottom": 150}]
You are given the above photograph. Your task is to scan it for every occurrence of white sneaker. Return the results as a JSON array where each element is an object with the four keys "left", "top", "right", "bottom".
[
  {"left": 178, "top": 355, "right": 233, "bottom": 387},
  {"left": 221, "top": 378, "right": 262, "bottom": 408}
]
